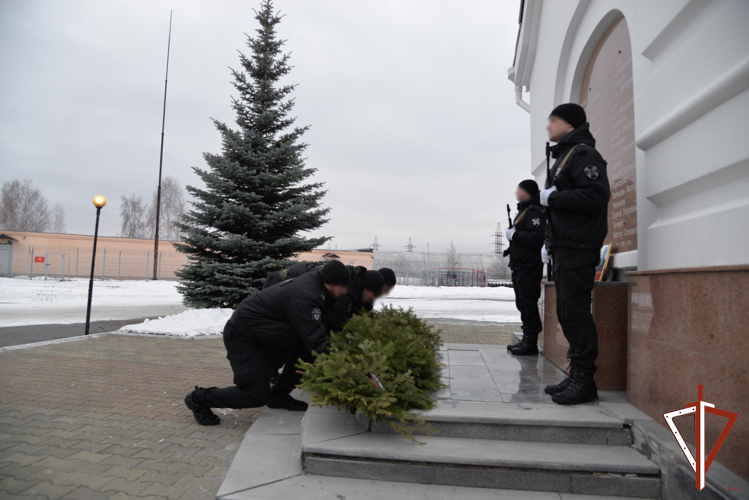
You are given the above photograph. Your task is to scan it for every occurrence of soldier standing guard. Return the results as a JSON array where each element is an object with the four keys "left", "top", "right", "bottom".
[
  {"left": 505, "top": 179, "right": 546, "bottom": 356},
  {"left": 539, "top": 103, "right": 611, "bottom": 406}
]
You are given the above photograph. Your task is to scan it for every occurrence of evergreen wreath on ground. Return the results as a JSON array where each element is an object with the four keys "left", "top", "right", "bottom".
[{"left": 297, "top": 306, "right": 444, "bottom": 441}]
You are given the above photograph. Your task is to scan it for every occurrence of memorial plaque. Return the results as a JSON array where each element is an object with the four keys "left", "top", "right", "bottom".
[{"left": 579, "top": 17, "right": 637, "bottom": 253}]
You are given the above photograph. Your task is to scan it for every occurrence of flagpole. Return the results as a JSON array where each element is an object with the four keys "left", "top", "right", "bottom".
[{"left": 153, "top": 10, "right": 172, "bottom": 280}]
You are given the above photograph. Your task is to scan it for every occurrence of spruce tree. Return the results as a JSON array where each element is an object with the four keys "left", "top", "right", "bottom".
[{"left": 176, "top": 0, "right": 329, "bottom": 309}]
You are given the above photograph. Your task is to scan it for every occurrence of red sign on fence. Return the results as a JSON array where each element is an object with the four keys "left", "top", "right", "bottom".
[{"left": 34, "top": 256, "right": 45, "bottom": 263}]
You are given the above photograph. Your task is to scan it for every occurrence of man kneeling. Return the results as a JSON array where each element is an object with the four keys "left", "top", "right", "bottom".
[{"left": 184, "top": 260, "right": 350, "bottom": 425}]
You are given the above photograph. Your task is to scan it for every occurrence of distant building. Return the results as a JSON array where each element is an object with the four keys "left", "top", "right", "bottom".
[{"left": 508, "top": 0, "right": 748, "bottom": 489}]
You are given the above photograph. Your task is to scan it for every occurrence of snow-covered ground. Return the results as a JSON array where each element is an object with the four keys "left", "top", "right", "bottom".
[
  {"left": 0, "top": 277, "right": 186, "bottom": 327},
  {"left": 0, "top": 278, "right": 519, "bottom": 334},
  {"left": 377, "top": 285, "right": 519, "bottom": 324},
  {"left": 119, "top": 285, "right": 520, "bottom": 337}
]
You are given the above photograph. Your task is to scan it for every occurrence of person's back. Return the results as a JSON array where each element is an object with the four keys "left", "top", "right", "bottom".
[
  {"left": 228, "top": 270, "right": 334, "bottom": 356},
  {"left": 261, "top": 261, "right": 318, "bottom": 290}
]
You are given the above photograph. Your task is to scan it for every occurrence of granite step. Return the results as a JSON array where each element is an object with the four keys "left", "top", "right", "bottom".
[
  {"left": 302, "top": 432, "right": 661, "bottom": 498},
  {"left": 368, "top": 400, "right": 632, "bottom": 446}
]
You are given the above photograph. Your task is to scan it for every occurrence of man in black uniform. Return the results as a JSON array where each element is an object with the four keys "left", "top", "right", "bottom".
[
  {"left": 330, "top": 267, "right": 385, "bottom": 332},
  {"left": 183, "top": 260, "right": 350, "bottom": 425},
  {"left": 504, "top": 179, "right": 546, "bottom": 356},
  {"left": 379, "top": 268, "right": 397, "bottom": 296},
  {"left": 539, "top": 103, "right": 610, "bottom": 406}
]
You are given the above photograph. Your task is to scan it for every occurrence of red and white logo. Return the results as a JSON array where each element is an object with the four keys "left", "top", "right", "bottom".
[{"left": 663, "top": 385, "right": 738, "bottom": 491}]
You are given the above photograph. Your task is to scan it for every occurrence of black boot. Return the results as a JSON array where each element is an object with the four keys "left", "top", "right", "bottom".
[
  {"left": 184, "top": 386, "right": 221, "bottom": 425},
  {"left": 267, "top": 393, "right": 308, "bottom": 412},
  {"left": 551, "top": 365, "right": 598, "bottom": 405},
  {"left": 545, "top": 362, "right": 574, "bottom": 395},
  {"left": 507, "top": 333, "right": 525, "bottom": 351},
  {"left": 509, "top": 333, "right": 538, "bottom": 356}
]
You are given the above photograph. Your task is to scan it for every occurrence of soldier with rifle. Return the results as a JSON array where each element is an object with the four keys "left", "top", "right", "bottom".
[
  {"left": 539, "top": 103, "right": 610, "bottom": 405},
  {"left": 504, "top": 180, "right": 546, "bottom": 356}
]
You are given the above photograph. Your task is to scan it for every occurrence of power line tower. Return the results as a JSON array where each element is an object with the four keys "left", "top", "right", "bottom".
[
  {"left": 372, "top": 236, "right": 380, "bottom": 251},
  {"left": 405, "top": 237, "right": 416, "bottom": 252},
  {"left": 493, "top": 222, "right": 504, "bottom": 255}
]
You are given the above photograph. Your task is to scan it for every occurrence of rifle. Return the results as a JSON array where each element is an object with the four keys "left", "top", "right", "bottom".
[
  {"left": 502, "top": 204, "right": 512, "bottom": 257},
  {"left": 544, "top": 141, "right": 553, "bottom": 280},
  {"left": 507, "top": 204, "right": 513, "bottom": 229}
]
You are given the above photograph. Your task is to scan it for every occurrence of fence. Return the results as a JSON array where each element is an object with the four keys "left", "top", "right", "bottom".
[
  {"left": 8, "top": 245, "right": 189, "bottom": 280},
  {"left": 421, "top": 268, "right": 488, "bottom": 287},
  {"left": 5, "top": 243, "right": 373, "bottom": 282},
  {"left": 373, "top": 251, "right": 509, "bottom": 286}
]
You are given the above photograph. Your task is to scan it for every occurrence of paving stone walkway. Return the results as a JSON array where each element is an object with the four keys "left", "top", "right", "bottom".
[
  {"left": 0, "top": 335, "right": 262, "bottom": 500},
  {"left": 0, "top": 323, "right": 517, "bottom": 499},
  {"left": 430, "top": 321, "right": 517, "bottom": 345}
]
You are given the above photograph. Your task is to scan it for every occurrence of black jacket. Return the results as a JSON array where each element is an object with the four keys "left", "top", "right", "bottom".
[
  {"left": 547, "top": 123, "right": 611, "bottom": 251},
  {"left": 509, "top": 194, "right": 546, "bottom": 268},
  {"left": 224, "top": 271, "right": 336, "bottom": 362},
  {"left": 330, "top": 266, "right": 373, "bottom": 332},
  {"left": 262, "top": 262, "right": 318, "bottom": 290}
]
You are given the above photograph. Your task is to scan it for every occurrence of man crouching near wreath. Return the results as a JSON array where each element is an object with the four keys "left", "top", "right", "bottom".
[{"left": 183, "top": 260, "right": 350, "bottom": 425}]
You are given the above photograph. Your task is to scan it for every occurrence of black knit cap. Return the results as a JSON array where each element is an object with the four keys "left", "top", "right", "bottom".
[
  {"left": 378, "top": 267, "right": 397, "bottom": 287},
  {"left": 363, "top": 270, "right": 385, "bottom": 295},
  {"left": 320, "top": 260, "right": 350, "bottom": 286},
  {"left": 549, "top": 103, "right": 586, "bottom": 129},
  {"left": 518, "top": 179, "right": 539, "bottom": 198}
]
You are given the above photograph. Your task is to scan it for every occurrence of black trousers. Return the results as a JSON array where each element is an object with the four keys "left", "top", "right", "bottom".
[
  {"left": 511, "top": 264, "right": 543, "bottom": 337},
  {"left": 552, "top": 247, "right": 599, "bottom": 369},
  {"left": 197, "top": 326, "right": 313, "bottom": 410}
]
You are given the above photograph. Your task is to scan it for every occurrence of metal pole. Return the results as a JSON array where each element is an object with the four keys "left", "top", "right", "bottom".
[
  {"left": 118, "top": 250, "right": 122, "bottom": 280},
  {"left": 158, "top": 251, "right": 162, "bottom": 279},
  {"left": 102, "top": 248, "right": 106, "bottom": 279},
  {"left": 76, "top": 248, "right": 79, "bottom": 278},
  {"left": 44, "top": 252, "right": 49, "bottom": 281},
  {"left": 61, "top": 255, "right": 65, "bottom": 280},
  {"left": 153, "top": 11, "right": 173, "bottom": 280},
  {"left": 146, "top": 250, "right": 150, "bottom": 279},
  {"left": 29, "top": 246, "right": 33, "bottom": 279},
  {"left": 85, "top": 207, "right": 102, "bottom": 335}
]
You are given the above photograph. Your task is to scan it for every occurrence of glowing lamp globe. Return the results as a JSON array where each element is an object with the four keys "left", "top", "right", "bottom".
[{"left": 93, "top": 196, "right": 107, "bottom": 208}]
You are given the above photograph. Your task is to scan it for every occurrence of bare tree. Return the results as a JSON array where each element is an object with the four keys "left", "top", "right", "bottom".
[
  {"left": 51, "top": 203, "right": 66, "bottom": 233},
  {"left": 488, "top": 255, "right": 512, "bottom": 280},
  {"left": 0, "top": 179, "right": 51, "bottom": 232},
  {"left": 119, "top": 177, "right": 186, "bottom": 241},
  {"left": 150, "top": 176, "right": 185, "bottom": 241},
  {"left": 445, "top": 239, "right": 461, "bottom": 269},
  {"left": 119, "top": 194, "right": 150, "bottom": 239}
]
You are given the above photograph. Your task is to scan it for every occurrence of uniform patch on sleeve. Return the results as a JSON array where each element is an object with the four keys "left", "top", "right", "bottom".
[
  {"left": 532, "top": 218, "right": 541, "bottom": 227},
  {"left": 312, "top": 308, "right": 322, "bottom": 321},
  {"left": 584, "top": 165, "right": 600, "bottom": 180}
]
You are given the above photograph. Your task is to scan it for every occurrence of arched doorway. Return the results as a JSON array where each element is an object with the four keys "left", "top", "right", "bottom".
[{"left": 579, "top": 17, "right": 637, "bottom": 254}]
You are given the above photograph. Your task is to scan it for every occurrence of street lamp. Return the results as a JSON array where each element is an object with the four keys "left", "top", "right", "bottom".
[{"left": 85, "top": 195, "right": 106, "bottom": 335}]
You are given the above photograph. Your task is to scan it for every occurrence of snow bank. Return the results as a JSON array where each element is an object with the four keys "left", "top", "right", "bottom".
[{"left": 119, "top": 308, "right": 233, "bottom": 337}]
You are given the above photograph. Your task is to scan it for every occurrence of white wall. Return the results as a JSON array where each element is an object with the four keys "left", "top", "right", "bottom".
[{"left": 509, "top": 0, "right": 749, "bottom": 271}]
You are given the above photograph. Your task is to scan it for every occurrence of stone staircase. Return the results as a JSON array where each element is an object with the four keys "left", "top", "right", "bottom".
[{"left": 301, "top": 400, "right": 662, "bottom": 498}]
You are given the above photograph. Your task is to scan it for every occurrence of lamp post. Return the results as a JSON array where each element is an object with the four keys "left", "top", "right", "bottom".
[{"left": 85, "top": 195, "right": 106, "bottom": 335}]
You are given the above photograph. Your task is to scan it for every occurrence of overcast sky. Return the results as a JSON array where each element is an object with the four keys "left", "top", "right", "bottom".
[{"left": 0, "top": 0, "right": 530, "bottom": 253}]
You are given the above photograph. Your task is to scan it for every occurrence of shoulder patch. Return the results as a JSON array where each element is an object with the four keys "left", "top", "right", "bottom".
[
  {"left": 583, "top": 165, "right": 600, "bottom": 180},
  {"left": 532, "top": 217, "right": 541, "bottom": 227},
  {"left": 311, "top": 308, "right": 322, "bottom": 321}
]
